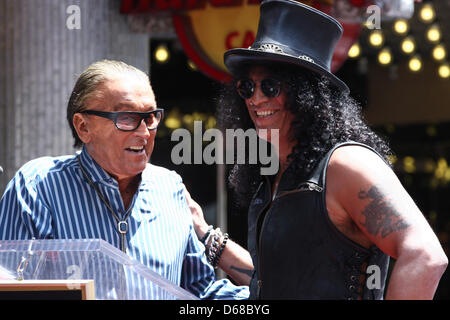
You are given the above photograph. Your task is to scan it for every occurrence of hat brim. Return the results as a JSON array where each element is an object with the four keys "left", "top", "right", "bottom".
[{"left": 224, "top": 48, "right": 349, "bottom": 94}]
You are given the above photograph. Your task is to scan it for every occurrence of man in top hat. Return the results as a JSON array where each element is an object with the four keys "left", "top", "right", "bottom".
[{"left": 190, "top": 0, "right": 447, "bottom": 299}]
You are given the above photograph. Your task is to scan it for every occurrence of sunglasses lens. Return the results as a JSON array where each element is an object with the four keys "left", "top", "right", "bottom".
[
  {"left": 261, "top": 78, "right": 281, "bottom": 98},
  {"left": 236, "top": 79, "right": 255, "bottom": 99},
  {"left": 236, "top": 78, "right": 281, "bottom": 99},
  {"left": 145, "top": 111, "right": 163, "bottom": 130},
  {"left": 116, "top": 113, "right": 142, "bottom": 131}
]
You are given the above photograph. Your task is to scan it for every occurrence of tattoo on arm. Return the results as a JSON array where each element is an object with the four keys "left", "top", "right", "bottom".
[
  {"left": 230, "top": 266, "right": 254, "bottom": 278},
  {"left": 358, "top": 185, "right": 410, "bottom": 238}
]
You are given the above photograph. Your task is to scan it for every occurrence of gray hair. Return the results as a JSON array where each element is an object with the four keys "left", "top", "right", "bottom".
[{"left": 67, "top": 60, "right": 150, "bottom": 148}]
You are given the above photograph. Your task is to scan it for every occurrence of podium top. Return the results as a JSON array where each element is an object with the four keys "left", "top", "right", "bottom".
[
  {"left": 0, "top": 238, "right": 131, "bottom": 262},
  {"left": 0, "top": 239, "right": 198, "bottom": 300}
]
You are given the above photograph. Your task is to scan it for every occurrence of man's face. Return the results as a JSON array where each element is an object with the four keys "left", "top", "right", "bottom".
[
  {"left": 243, "top": 66, "right": 295, "bottom": 143},
  {"left": 80, "top": 76, "right": 157, "bottom": 181}
]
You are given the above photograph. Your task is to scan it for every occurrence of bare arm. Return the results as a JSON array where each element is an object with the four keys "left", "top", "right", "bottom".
[
  {"left": 327, "top": 146, "right": 448, "bottom": 299},
  {"left": 211, "top": 237, "right": 254, "bottom": 286},
  {"left": 184, "top": 188, "right": 254, "bottom": 286}
]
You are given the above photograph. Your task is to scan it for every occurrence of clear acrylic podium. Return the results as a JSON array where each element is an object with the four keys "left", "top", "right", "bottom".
[{"left": 0, "top": 239, "right": 198, "bottom": 300}]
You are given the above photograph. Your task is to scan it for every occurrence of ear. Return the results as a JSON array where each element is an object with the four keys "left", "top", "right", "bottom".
[{"left": 72, "top": 113, "right": 91, "bottom": 144}]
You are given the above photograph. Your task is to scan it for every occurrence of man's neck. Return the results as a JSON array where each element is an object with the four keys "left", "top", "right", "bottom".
[
  {"left": 115, "top": 174, "right": 141, "bottom": 209},
  {"left": 117, "top": 175, "right": 140, "bottom": 193},
  {"left": 277, "top": 138, "right": 296, "bottom": 173},
  {"left": 84, "top": 145, "right": 141, "bottom": 205}
]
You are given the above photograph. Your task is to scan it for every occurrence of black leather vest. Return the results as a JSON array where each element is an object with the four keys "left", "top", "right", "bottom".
[{"left": 248, "top": 142, "right": 390, "bottom": 300}]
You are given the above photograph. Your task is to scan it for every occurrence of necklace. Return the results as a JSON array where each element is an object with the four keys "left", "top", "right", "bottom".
[{"left": 77, "top": 156, "right": 132, "bottom": 253}]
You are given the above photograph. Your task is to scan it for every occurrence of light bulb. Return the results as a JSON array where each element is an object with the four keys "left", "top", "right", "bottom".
[
  {"left": 427, "top": 24, "right": 441, "bottom": 43},
  {"left": 409, "top": 55, "right": 422, "bottom": 72},
  {"left": 394, "top": 19, "right": 409, "bottom": 35},
  {"left": 438, "top": 63, "right": 450, "bottom": 79},
  {"left": 401, "top": 37, "right": 415, "bottom": 55},
  {"left": 154, "top": 45, "right": 170, "bottom": 63},
  {"left": 378, "top": 48, "right": 392, "bottom": 65},
  {"left": 369, "top": 30, "right": 384, "bottom": 48},
  {"left": 420, "top": 4, "right": 435, "bottom": 23},
  {"left": 348, "top": 43, "right": 361, "bottom": 59},
  {"left": 432, "top": 44, "right": 447, "bottom": 61}
]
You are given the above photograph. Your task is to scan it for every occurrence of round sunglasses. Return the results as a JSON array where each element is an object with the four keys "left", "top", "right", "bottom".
[
  {"left": 236, "top": 78, "right": 282, "bottom": 100},
  {"left": 80, "top": 109, "right": 164, "bottom": 131}
]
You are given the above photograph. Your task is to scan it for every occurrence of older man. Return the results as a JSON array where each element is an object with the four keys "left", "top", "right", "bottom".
[
  {"left": 0, "top": 60, "right": 248, "bottom": 299},
  {"left": 191, "top": 0, "right": 448, "bottom": 300}
]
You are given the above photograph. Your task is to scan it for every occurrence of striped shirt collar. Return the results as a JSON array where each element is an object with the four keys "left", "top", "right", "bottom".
[{"left": 78, "top": 145, "right": 117, "bottom": 185}]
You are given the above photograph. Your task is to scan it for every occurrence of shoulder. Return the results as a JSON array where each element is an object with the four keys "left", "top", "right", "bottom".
[
  {"left": 142, "top": 163, "right": 184, "bottom": 186},
  {"left": 1, "top": 154, "right": 78, "bottom": 205},
  {"left": 13, "top": 154, "right": 78, "bottom": 186},
  {"left": 141, "top": 164, "right": 191, "bottom": 213},
  {"left": 328, "top": 145, "right": 391, "bottom": 179},
  {"left": 326, "top": 145, "right": 398, "bottom": 201}
]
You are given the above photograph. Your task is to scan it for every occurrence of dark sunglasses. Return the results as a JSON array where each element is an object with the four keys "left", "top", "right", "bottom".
[
  {"left": 80, "top": 109, "right": 164, "bottom": 131},
  {"left": 236, "top": 78, "right": 282, "bottom": 100}
]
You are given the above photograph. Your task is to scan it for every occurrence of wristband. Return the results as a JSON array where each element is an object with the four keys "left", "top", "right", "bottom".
[{"left": 200, "top": 225, "right": 213, "bottom": 244}]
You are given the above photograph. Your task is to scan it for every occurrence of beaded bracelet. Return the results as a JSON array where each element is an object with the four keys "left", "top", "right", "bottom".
[{"left": 212, "top": 233, "right": 229, "bottom": 269}]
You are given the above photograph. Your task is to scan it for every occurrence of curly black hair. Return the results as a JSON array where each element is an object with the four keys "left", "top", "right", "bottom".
[{"left": 217, "top": 63, "right": 393, "bottom": 209}]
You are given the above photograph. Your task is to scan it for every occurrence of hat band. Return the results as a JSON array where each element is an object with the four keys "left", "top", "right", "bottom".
[{"left": 250, "top": 42, "right": 328, "bottom": 70}]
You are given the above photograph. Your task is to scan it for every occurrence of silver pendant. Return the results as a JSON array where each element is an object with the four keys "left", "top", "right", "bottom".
[{"left": 118, "top": 221, "right": 128, "bottom": 234}]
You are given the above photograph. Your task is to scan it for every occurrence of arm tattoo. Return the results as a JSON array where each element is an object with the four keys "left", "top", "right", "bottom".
[
  {"left": 230, "top": 266, "right": 254, "bottom": 277},
  {"left": 358, "top": 185, "right": 410, "bottom": 238}
]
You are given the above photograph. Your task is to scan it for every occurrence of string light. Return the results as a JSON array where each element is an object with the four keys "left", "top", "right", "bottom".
[
  {"left": 348, "top": 43, "right": 361, "bottom": 59},
  {"left": 393, "top": 19, "right": 409, "bottom": 35},
  {"left": 435, "top": 158, "right": 449, "bottom": 181},
  {"left": 369, "top": 30, "right": 384, "bottom": 48},
  {"left": 419, "top": 3, "right": 435, "bottom": 23},
  {"left": 164, "top": 117, "right": 181, "bottom": 129},
  {"left": 187, "top": 60, "right": 197, "bottom": 71},
  {"left": 401, "top": 37, "right": 416, "bottom": 55},
  {"left": 154, "top": 44, "right": 170, "bottom": 64},
  {"left": 432, "top": 44, "right": 447, "bottom": 61},
  {"left": 438, "top": 63, "right": 450, "bottom": 79},
  {"left": 427, "top": 24, "right": 441, "bottom": 43},
  {"left": 164, "top": 109, "right": 182, "bottom": 129},
  {"left": 403, "top": 156, "right": 416, "bottom": 173},
  {"left": 378, "top": 47, "right": 392, "bottom": 65},
  {"left": 352, "top": 3, "right": 447, "bottom": 79},
  {"left": 408, "top": 55, "right": 422, "bottom": 72}
]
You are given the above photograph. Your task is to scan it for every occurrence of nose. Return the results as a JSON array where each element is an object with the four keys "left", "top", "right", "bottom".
[
  {"left": 248, "top": 82, "right": 269, "bottom": 107},
  {"left": 134, "top": 118, "right": 152, "bottom": 138}
]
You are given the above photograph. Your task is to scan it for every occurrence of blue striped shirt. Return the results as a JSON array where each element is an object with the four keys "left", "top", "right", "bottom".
[{"left": 0, "top": 147, "right": 249, "bottom": 300}]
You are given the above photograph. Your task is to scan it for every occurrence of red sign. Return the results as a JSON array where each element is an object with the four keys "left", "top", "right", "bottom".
[{"left": 121, "top": 0, "right": 361, "bottom": 82}]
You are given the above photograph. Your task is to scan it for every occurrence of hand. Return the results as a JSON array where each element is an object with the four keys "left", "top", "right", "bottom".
[{"left": 184, "top": 186, "right": 211, "bottom": 240}]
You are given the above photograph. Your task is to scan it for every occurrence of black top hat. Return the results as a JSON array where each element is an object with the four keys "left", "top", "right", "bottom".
[{"left": 224, "top": 0, "right": 349, "bottom": 93}]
